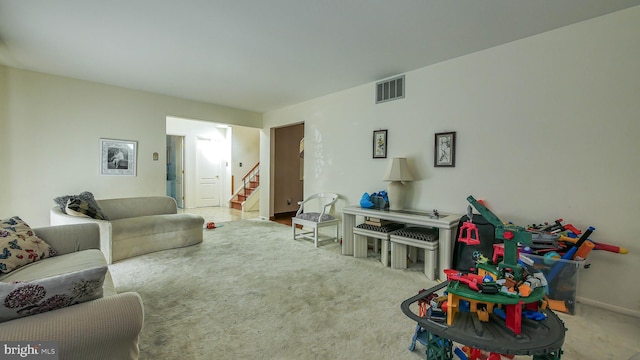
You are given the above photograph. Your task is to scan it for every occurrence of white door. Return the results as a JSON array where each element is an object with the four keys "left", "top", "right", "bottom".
[
  {"left": 196, "top": 138, "right": 221, "bottom": 207},
  {"left": 175, "top": 136, "right": 185, "bottom": 208}
]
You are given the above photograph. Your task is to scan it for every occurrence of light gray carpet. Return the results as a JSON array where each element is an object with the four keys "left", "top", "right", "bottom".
[
  {"left": 109, "top": 219, "right": 432, "bottom": 360},
  {"left": 108, "top": 219, "right": 640, "bottom": 360}
]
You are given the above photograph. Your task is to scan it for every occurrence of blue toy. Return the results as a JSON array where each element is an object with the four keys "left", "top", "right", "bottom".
[
  {"left": 360, "top": 191, "right": 389, "bottom": 209},
  {"left": 360, "top": 193, "right": 374, "bottom": 208}
]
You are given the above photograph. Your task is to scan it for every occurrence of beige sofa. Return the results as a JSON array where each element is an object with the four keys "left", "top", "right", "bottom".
[
  {"left": 50, "top": 196, "right": 204, "bottom": 264},
  {"left": 0, "top": 223, "right": 144, "bottom": 360}
]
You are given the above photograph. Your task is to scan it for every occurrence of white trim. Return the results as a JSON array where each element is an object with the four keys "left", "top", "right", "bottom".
[{"left": 577, "top": 296, "right": 640, "bottom": 319}]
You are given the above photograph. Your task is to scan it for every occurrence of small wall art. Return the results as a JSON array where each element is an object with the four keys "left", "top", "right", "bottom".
[
  {"left": 434, "top": 131, "right": 456, "bottom": 167},
  {"left": 373, "top": 129, "right": 388, "bottom": 159},
  {"left": 100, "top": 138, "right": 137, "bottom": 176}
]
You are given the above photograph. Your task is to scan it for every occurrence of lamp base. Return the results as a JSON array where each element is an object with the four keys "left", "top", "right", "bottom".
[{"left": 387, "top": 181, "right": 405, "bottom": 211}]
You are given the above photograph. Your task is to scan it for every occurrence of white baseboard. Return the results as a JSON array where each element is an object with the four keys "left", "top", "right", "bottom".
[{"left": 577, "top": 296, "right": 640, "bottom": 318}]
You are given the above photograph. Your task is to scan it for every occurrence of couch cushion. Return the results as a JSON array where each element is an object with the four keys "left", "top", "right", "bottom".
[
  {"left": 0, "top": 216, "right": 57, "bottom": 274},
  {"left": 111, "top": 213, "right": 203, "bottom": 239},
  {"left": 97, "top": 196, "right": 177, "bottom": 220},
  {"left": 296, "top": 212, "right": 336, "bottom": 222},
  {"left": 0, "top": 266, "right": 107, "bottom": 322},
  {"left": 0, "top": 249, "right": 116, "bottom": 297}
]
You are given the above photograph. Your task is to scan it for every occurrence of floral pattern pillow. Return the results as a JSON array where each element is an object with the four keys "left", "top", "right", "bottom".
[
  {"left": 0, "top": 216, "right": 57, "bottom": 274},
  {"left": 0, "top": 266, "right": 107, "bottom": 322}
]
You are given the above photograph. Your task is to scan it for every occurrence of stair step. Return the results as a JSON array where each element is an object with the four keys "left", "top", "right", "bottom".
[{"left": 231, "top": 201, "right": 242, "bottom": 210}]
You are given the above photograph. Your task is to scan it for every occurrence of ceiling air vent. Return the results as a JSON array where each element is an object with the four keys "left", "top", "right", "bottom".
[{"left": 376, "top": 75, "right": 405, "bottom": 104}]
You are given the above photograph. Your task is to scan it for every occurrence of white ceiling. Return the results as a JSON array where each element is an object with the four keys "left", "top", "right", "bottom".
[{"left": 1, "top": 0, "right": 639, "bottom": 113}]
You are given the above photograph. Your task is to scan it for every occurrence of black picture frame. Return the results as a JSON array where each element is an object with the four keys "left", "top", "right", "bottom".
[
  {"left": 434, "top": 131, "right": 456, "bottom": 167},
  {"left": 373, "top": 130, "right": 388, "bottom": 159}
]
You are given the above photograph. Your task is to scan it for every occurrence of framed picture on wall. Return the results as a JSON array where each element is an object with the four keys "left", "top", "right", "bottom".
[
  {"left": 373, "top": 129, "right": 388, "bottom": 159},
  {"left": 434, "top": 131, "right": 456, "bottom": 167},
  {"left": 100, "top": 138, "right": 137, "bottom": 176}
]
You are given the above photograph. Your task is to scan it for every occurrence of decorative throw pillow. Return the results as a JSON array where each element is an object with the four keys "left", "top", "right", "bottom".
[
  {"left": 54, "top": 191, "right": 108, "bottom": 220},
  {"left": 53, "top": 191, "right": 92, "bottom": 211},
  {"left": 0, "top": 266, "right": 107, "bottom": 322},
  {"left": 0, "top": 216, "right": 57, "bottom": 274},
  {"left": 65, "top": 198, "right": 103, "bottom": 219}
]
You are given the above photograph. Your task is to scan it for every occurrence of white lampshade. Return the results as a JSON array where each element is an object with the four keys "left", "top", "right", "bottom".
[
  {"left": 382, "top": 158, "right": 415, "bottom": 211},
  {"left": 382, "top": 157, "right": 415, "bottom": 182}
]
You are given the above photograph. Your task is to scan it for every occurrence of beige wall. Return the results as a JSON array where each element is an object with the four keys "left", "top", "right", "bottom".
[
  {"left": 262, "top": 6, "right": 640, "bottom": 313},
  {"left": 0, "top": 67, "right": 261, "bottom": 227}
]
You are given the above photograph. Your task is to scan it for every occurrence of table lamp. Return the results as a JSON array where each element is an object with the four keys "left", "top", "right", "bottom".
[{"left": 382, "top": 157, "right": 415, "bottom": 210}]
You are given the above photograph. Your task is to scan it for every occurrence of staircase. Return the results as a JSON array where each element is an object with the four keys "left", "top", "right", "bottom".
[{"left": 230, "top": 162, "right": 259, "bottom": 211}]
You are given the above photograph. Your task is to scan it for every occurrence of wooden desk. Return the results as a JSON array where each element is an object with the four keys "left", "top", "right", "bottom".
[{"left": 342, "top": 206, "right": 461, "bottom": 280}]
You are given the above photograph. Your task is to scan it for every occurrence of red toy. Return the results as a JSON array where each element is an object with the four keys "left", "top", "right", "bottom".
[{"left": 458, "top": 221, "right": 480, "bottom": 245}]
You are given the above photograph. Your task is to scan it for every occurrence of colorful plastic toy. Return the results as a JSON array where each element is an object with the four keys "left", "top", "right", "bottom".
[
  {"left": 402, "top": 196, "right": 567, "bottom": 358},
  {"left": 466, "top": 195, "right": 533, "bottom": 282}
]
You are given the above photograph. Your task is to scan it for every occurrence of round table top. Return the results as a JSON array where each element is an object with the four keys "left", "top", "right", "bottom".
[
  {"left": 401, "top": 281, "right": 566, "bottom": 356},
  {"left": 446, "top": 280, "right": 546, "bottom": 305}
]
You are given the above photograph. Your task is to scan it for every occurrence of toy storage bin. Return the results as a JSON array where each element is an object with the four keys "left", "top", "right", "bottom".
[{"left": 521, "top": 254, "right": 585, "bottom": 315}]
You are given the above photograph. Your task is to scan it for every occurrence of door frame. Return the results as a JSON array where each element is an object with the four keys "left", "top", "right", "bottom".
[{"left": 166, "top": 135, "right": 186, "bottom": 208}]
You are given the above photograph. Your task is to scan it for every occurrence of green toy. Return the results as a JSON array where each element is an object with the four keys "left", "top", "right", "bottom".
[{"left": 466, "top": 195, "right": 532, "bottom": 282}]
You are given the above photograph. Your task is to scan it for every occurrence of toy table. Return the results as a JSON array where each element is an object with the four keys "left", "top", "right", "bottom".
[
  {"left": 401, "top": 281, "right": 566, "bottom": 359},
  {"left": 446, "top": 281, "right": 546, "bottom": 335}
]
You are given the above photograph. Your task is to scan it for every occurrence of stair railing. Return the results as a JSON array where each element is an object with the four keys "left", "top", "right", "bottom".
[
  {"left": 228, "top": 162, "right": 260, "bottom": 208},
  {"left": 242, "top": 162, "right": 260, "bottom": 197}
]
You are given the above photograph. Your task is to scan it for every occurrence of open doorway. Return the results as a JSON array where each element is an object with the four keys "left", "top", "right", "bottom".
[
  {"left": 166, "top": 135, "right": 185, "bottom": 208},
  {"left": 272, "top": 123, "right": 304, "bottom": 221},
  {"left": 166, "top": 116, "right": 260, "bottom": 210}
]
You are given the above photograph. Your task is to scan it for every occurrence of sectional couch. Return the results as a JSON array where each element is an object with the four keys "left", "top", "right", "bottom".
[
  {"left": 50, "top": 196, "right": 204, "bottom": 264},
  {"left": 0, "top": 223, "right": 144, "bottom": 360}
]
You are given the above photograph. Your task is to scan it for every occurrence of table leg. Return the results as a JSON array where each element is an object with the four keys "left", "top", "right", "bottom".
[
  {"left": 342, "top": 213, "right": 355, "bottom": 255},
  {"left": 381, "top": 240, "right": 390, "bottom": 267},
  {"left": 391, "top": 242, "right": 407, "bottom": 269},
  {"left": 438, "top": 228, "right": 454, "bottom": 280},
  {"left": 353, "top": 233, "right": 368, "bottom": 258}
]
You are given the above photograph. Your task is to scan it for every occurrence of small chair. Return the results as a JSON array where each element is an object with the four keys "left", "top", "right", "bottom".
[{"left": 292, "top": 193, "right": 339, "bottom": 247}]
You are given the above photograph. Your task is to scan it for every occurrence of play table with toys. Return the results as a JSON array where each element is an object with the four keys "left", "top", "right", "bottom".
[
  {"left": 445, "top": 278, "right": 547, "bottom": 335},
  {"left": 400, "top": 196, "right": 568, "bottom": 359},
  {"left": 401, "top": 281, "right": 566, "bottom": 359}
]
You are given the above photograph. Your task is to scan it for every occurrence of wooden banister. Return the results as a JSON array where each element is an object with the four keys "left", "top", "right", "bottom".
[{"left": 242, "top": 162, "right": 260, "bottom": 182}]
